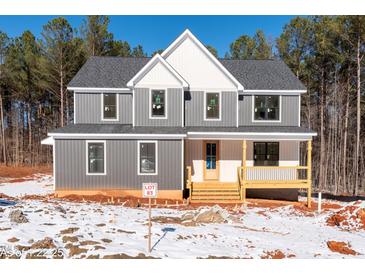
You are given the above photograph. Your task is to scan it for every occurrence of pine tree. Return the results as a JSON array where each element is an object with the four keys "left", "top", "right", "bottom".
[{"left": 81, "top": 15, "right": 113, "bottom": 57}]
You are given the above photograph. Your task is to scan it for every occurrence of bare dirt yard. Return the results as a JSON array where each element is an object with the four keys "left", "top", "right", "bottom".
[
  {"left": 0, "top": 165, "right": 52, "bottom": 183},
  {"left": 1, "top": 168, "right": 365, "bottom": 259}
]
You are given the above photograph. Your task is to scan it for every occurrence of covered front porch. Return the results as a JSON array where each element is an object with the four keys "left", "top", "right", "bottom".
[{"left": 185, "top": 136, "right": 313, "bottom": 207}]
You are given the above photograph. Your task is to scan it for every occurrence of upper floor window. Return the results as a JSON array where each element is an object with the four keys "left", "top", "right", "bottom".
[
  {"left": 102, "top": 93, "right": 118, "bottom": 120},
  {"left": 205, "top": 92, "right": 220, "bottom": 120},
  {"left": 151, "top": 90, "right": 166, "bottom": 118},
  {"left": 86, "top": 141, "right": 106, "bottom": 175},
  {"left": 254, "top": 95, "right": 280, "bottom": 121},
  {"left": 254, "top": 142, "right": 279, "bottom": 166},
  {"left": 138, "top": 141, "right": 157, "bottom": 175}
]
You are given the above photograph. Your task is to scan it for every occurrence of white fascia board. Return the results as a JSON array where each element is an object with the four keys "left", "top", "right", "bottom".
[
  {"left": 187, "top": 131, "right": 317, "bottom": 136},
  {"left": 41, "top": 136, "right": 54, "bottom": 145},
  {"left": 68, "top": 87, "right": 132, "bottom": 93},
  {"left": 242, "top": 89, "right": 307, "bottom": 95},
  {"left": 161, "top": 29, "right": 243, "bottom": 91},
  {"left": 48, "top": 133, "right": 187, "bottom": 139},
  {"left": 187, "top": 131, "right": 317, "bottom": 140},
  {"left": 126, "top": 54, "right": 189, "bottom": 88},
  {"left": 187, "top": 137, "right": 314, "bottom": 141}
]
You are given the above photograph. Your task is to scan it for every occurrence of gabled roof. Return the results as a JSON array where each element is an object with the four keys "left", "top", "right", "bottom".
[
  {"left": 68, "top": 56, "right": 150, "bottom": 90},
  {"left": 126, "top": 54, "right": 188, "bottom": 88},
  {"left": 220, "top": 59, "right": 306, "bottom": 90},
  {"left": 67, "top": 56, "right": 306, "bottom": 91},
  {"left": 161, "top": 29, "right": 244, "bottom": 91}
]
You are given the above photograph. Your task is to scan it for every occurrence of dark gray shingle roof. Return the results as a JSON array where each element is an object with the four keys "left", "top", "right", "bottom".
[
  {"left": 68, "top": 57, "right": 150, "bottom": 88},
  {"left": 68, "top": 56, "right": 306, "bottom": 90},
  {"left": 49, "top": 124, "right": 186, "bottom": 135},
  {"left": 50, "top": 124, "right": 315, "bottom": 135},
  {"left": 219, "top": 59, "right": 306, "bottom": 90}
]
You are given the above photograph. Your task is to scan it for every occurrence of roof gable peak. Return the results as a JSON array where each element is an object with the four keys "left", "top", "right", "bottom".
[
  {"left": 161, "top": 29, "right": 243, "bottom": 91},
  {"left": 127, "top": 54, "right": 188, "bottom": 88}
]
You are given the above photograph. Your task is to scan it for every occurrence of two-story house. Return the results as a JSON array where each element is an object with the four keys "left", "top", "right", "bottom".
[{"left": 42, "top": 30, "right": 316, "bottom": 206}]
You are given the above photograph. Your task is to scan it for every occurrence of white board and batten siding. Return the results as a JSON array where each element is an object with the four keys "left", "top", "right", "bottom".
[
  {"left": 164, "top": 36, "right": 238, "bottom": 91},
  {"left": 134, "top": 61, "right": 183, "bottom": 89},
  {"left": 185, "top": 140, "right": 300, "bottom": 183}
]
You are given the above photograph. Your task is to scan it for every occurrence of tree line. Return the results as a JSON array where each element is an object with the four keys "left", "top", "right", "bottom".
[{"left": 0, "top": 15, "right": 364, "bottom": 196}]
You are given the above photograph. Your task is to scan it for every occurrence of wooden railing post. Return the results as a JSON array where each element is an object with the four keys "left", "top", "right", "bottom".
[
  {"left": 186, "top": 166, "right": 192, "bottom": 202},
  {"left": 307, "top": 140, "right": 312, "bottom": 208},
  {"left": 242, "top": 140, "right": 247, "bottom": 203}
]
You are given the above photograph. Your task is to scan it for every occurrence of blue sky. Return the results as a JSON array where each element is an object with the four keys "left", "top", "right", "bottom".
[{"left": 0, "top": 15, "right": 296, "bottom": 57}]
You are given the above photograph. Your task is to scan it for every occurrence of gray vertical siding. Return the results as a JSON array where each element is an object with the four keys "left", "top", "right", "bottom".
[
  {"left": 55, "top": 139, "right": 182, "bottom": 190},
  {"left": 134, "top": 88, "right": 182, "bottom": 126},
  {"left": 239, "top": 95, "right": 299, "bottom": 126},
  {"left": 185, "top": 91, "right": 237, "bottom": 127},
  {"left": 75, "top": 92, "right": 132, "bottom": 124}
]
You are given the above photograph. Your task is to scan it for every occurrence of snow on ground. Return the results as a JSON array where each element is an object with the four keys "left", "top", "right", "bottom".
[
  {"left": 0, "top": 175, "right": 365, "bottom": 259},
  {"left": 0, "top": 174, "right": 54, "bottom": 197}
]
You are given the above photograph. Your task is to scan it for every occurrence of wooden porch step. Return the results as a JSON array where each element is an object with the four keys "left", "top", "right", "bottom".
[
  {"left": 190, "top": 199, "right": 243, "bottom": 204},
  {"left": 189, "top": 181, "right": 241, "bottom": 202},
  {"left": 192, "top": 196, "right": 240, "bottom": 200},
  {"left": 192, "top": 184, "right": 239, "bottom": 189},
  {"left": 192, "top": 191, "right": 239, "bottom": 194}
]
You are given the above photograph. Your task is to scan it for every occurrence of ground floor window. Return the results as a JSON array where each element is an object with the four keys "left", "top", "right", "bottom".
[
  {"left": 86, "top": 141, "right": 106, "bottom": 175},
  {"left": 138, "top": 141, "right": 157, "bottom": 175},
  {"left": 254, "top": 142, "right": 279, "bottom": 166}
]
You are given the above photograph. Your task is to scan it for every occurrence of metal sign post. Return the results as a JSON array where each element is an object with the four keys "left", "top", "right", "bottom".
[{"left": 142, "top": 183, "right": 158, "bottom": 253}]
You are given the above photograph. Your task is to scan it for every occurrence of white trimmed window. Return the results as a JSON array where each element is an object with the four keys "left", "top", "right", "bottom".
[
  {"left": 86, "top": 141, "right": 106, "bottom": 175},
  {"left": 205, "top": 92, "right": 220, "bottom": 120},
  {"left": 138, "top": 141, "right": 157, "bottom": 175},
  {"left": 102, "top": 93, "right": 118, "bottom": 120},
  {"left": 150, "top": 89, "right": 166, "bottom": 118},
  {"left": 253, "top": 95, "right": 280, "bottom": 121}
]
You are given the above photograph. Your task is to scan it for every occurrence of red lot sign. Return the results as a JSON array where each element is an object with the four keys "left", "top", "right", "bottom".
[
  {"left": 142, "top": 183, "right": 158, "bottom": 253},
  {"left": 142, "top": 183, "right": 158, "bottom": 198}
]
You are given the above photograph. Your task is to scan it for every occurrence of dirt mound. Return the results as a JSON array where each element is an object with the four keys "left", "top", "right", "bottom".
[
  {"left": 0, "top": 165, "right": 52, "bottom": 178},
  {"left": 152, "top": 216, "right": 181, "bottom": 224},
  {"left": 103, "top": 253, "right": 157, "bottom": 259},
  {"left": 261, "top": 250, "right": 293, "bottom": 259},
  {"left": 9, "top": 209, "right": 29, "bottom": 223},
  {"left": 31, "top": 237, "right": 56, "bottom": 249},
  {"left": 7, "top": 237, "right": 19, "bottom": 243},
  {"left": 193, "top": 206, "right": 230, "bottom": 224},
  {"left": 60, "top": 227, "right": 79, "bottom": 234},
  {"left": 22, "top": 194, "right": 52, "bottom": 200},
  {"left": 62, "top": 236, "right": 79, "bottom": 243},
  {"left": 80, "top": 240, "right": 100, "bottom": 246},
  {"left": 327, "top": 241, "right": 359, "bottom": 255},
  {"left": 67, "top": 245, "right": 88, "bottom": 257},
  {"left": 0, "top": 193, "right": 13, "bottom": 199},
  {"left": 152, "top": 206, "right": 231, "bottom": 226},
  {"left": 326, "top": 201, "right": 365, "bottom": 231}
]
